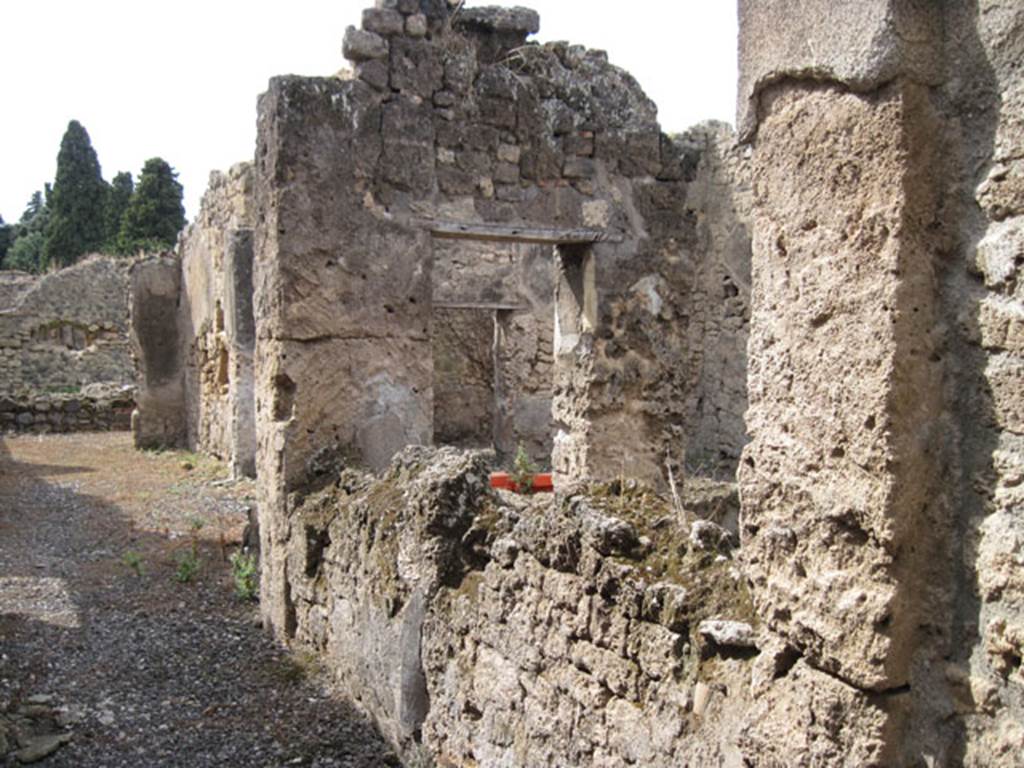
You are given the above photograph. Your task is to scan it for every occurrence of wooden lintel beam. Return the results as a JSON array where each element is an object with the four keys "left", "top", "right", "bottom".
[
  {"left": 434, "top": 302, "right": 528, "bottom": 312},
  {"left": 419, "top": 219, "right": 622, "bottom": 245}
]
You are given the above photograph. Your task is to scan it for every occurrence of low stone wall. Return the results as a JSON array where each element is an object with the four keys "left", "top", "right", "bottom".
[
  {"left": 281, "top": 447, "right": 758, "bottom": 766},
  {"left": 0, "top": 386, "right": 134, "bottom": 434}
]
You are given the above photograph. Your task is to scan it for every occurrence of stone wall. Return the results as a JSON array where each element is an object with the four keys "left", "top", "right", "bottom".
[
  {"left": 0, "top": 384, "right": 134, "bottom": 434},
  {"left": 0, "top": 256, "right": 134, "bottom": 397},
  {"left": 737, "top": 0, "right": 1024, "bottom": 764},
  {"left": 284, "top": 448, "right": 761, "bottom": 767},
  {"left": 249, "top": 2, "right": 1024, "bottom": 766},
  {"left": 679, "top": 122, "right": 752, "bottom": 478},
  {"left": 178, "top": 163, "right": 257, "bottom": 476}
]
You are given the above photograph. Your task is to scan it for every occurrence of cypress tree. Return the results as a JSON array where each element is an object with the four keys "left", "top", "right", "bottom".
[
  {"left": 117, "top": 158, "right": 185, "bottom": 254},
  {"left": 104, "top": 171, "right": 134, "bottom": 252},
  {"left": 43, "top": 120, "right": 108, "bottom": 269}
]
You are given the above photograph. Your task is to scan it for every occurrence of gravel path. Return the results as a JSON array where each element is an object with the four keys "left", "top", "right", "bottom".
[{"left": 0, "top": 432, "right": 398, "bottom": 767}]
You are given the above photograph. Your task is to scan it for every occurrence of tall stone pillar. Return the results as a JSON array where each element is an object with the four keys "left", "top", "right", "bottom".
[
  {"left": 736, "top": 2, "right": 949, "bottom": 763},
  {"left": 253, "top": 76, "right": 434, "bottom": 634},
  {"left": 128, "top": 255, "right": 186, "bottom": 450}
]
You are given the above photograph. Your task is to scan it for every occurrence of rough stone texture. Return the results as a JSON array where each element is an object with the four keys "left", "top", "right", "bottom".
[
  {"left": 283, "top": 447, "right": 760, "bottom": 767},
  {"left": 178, "top": 163, "right": 257, "bottom": 476},
  {"left": 0, "top": 256, "right": 134, "bottom": 397},
  {"left": 738, "top": 1, "right": 1024, "bottom": 765},
  {"left": 129, "top": 255, "right": 186, "bottom": 449},
  {"left": 943, "top": 2, "right": 1024, "bottom": 764}
]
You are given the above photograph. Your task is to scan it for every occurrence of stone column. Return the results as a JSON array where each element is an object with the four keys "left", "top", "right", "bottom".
[{"left": 736, "top": 1, "right": 948, "bottom": 763}]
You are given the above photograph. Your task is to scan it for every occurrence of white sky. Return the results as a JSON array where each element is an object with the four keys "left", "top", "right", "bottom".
[{"left": 0, "top": 1, "right": 737, "bottom": 224}]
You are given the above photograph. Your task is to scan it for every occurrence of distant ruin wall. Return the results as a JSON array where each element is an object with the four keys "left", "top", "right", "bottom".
[
  {"left": 0, "top": 256, "right": 134, "bottom": 398},
  {"left": 0, "top": 385, "right": 134, "bottom": 434}
]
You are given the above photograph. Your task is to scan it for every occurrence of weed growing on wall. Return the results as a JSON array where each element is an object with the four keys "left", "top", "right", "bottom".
[{"left": 511, "top": 442, "right": 537, "bottom": 493}]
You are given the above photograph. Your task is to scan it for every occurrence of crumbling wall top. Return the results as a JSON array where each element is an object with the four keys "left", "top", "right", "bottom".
[{"left": 454, "top": 5, "right": 540, "bottom": 36}]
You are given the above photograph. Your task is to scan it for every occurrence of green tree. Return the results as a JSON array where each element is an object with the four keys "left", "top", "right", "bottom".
[
  {"left": 104, "top": 171, "right": 133, "bottom": 251},
  {"left": 4, "top": 191, "right": 51, "bottom": 273},
  {"left": 117, "top": 158, "right": 185, "bottom": 254},
  {"left": 43, "top": 120, "right": 108, "bottom": 269},
  {"left": 6, "top": 232, "right": 45, "bottom": 272}
]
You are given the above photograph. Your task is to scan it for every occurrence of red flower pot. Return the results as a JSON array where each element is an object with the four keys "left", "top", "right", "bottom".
[{"left": 489, "top": 472, "right": 554, "bottom": 494}]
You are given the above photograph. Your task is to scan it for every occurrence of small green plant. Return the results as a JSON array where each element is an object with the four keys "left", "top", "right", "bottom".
[
  {"left": 229, "top": 551, "right": 259, "bottom": 601},
  {"left": 122, "top": 550, "right": 144, "bottom": 577},
  {"left": 175, "top": 550, "right": 199, "bottom": 583},
  {"left": 511, "top": 442, "right": 537, "bottom": 494},
  {"left": 173, "top": 516, "right": 205, "bottom": 584}
]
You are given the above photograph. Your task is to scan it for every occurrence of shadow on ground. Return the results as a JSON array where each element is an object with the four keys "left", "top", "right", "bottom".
[{"left": 0, "top": 432, "right": 399, "bottom": 768}]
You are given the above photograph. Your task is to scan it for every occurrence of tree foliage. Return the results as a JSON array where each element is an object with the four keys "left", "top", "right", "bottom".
[
  {"left": 2, "top": 122, "right": 188, "bottom": 272},
  {"left": 117, "top": 158, "right": 185, "bottom": 254},
  {"left": 104, "top": 171, "right": 134, "bottom": 251},
  {"left": 43, "top": 120, "right": 109, "bottom": 269},
  {"left": 3, "top": 191, "right": 51, "bottom": 273}
]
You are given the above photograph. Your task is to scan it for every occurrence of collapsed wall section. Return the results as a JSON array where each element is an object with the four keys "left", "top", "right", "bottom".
[{"left": 0, "top": 256, "right": 134, "bottom": 397}]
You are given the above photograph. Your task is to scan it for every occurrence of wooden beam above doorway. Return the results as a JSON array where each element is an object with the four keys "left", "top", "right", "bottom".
[{"left": 417, "top": 220, "right": 623, "bottom": 246}]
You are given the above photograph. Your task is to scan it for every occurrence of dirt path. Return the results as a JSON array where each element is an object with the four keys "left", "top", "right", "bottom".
[{"left": 0, "top": 432, "right": 396, "bottom": 767}]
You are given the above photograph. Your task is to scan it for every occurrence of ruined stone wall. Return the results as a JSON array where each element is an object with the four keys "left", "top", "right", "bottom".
[
  {"left": 736, "top": 1, "right": 1024, "bottom": 764},
  {"left": 679, "top": 122, "right": 752, "bottom": 478},
  {"left": 252, "top": 3, "right": 711, "bottom": 632},
  {"left": 179, "top": 163, "right": 256, "bottom": 470},
  {"left": 0, "top": 256, "right": 134, "bottom": 397},
  {"left": 944, "top": 2, "right": 1024, "bottom": 762},
  {"left": 284, "top": 448, "right": 764, "bottom": 767}
]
